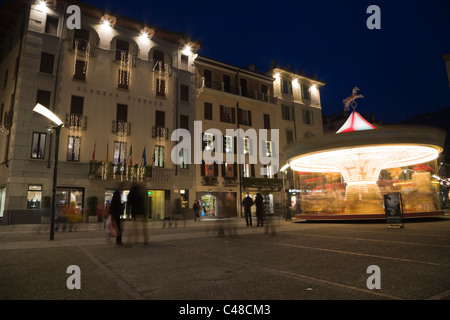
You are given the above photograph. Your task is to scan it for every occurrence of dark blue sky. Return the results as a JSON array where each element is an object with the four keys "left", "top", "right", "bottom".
[{"left": 70, "top": 1, "right": 450, "bottom": 123}]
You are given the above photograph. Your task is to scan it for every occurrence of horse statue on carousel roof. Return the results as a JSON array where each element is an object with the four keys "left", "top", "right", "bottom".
[{"left": 343, "top": 87, "right": 364, "bottom": 111}]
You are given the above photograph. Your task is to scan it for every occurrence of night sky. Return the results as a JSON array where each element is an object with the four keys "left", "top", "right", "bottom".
[{"left": 25, "top": 0, "right": 450, "bottom": 123}]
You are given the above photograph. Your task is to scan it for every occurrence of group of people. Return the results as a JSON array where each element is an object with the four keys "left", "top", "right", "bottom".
[
  {"left": 107, "top": 182, "right": 149, "bottom": 246},
  {"left": 242, "top": 193, "right": 264, "bottom": 227}
]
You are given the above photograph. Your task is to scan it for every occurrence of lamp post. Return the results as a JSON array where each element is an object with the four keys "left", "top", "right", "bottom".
[{"left": 33, "top": 103, "right": 64, "bottom": 241}]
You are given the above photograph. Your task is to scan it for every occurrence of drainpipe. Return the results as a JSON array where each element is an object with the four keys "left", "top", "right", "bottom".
[{"left": 47, "top": 2, "right": 68, "bottom": 169}]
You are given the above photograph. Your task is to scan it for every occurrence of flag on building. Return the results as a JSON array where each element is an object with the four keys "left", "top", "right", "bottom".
[
  {"left": 142, "top": 146, "right": 147, "bottom": 166},
  {"left": 92, "top": 141, "right": 96, "bottom": 162},
  {"left": 129, "top": 144, "right": 133, "bottom": 166},
  {"left": 152, "top": 146, "right": 156, "bottom": 164}
]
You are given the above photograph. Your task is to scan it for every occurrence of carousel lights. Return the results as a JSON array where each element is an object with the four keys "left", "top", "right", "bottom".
[{"left": 289, "top": 144, "right": 440, "bottom": 185}]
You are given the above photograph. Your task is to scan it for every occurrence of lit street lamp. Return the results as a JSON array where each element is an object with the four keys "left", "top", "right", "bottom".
[{"left": 33, "top": 103, "right": 64, "bottom": 240}]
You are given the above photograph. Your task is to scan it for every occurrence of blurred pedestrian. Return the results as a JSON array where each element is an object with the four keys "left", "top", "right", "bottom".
[
  {"left": 255, "top": 193, "right": 264, "bottom": 227},
  {"left": 242, "top": 194, "right": 254, "bottom": 227},
  {"left": 127, "top": 182, "right": 149, "bottom": 245},
  {"left": 193, "top": 200, "right": 201, "bottom": 221},
  {"left": 109, "top": 190, "right": 124, "bottom": 245}
]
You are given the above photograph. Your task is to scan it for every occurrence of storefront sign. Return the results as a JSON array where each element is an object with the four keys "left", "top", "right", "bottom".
[{"left": 384, "top": 192, "right": 404, "bottom": 226}]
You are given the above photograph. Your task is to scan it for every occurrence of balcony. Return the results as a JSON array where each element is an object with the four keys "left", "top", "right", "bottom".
[
  {"left": 202, "top": 176, "right": 218, "bottom": 186},
  {"left": 112, "top": 120, "right": 131, "bottom": 136},
  {"left": 114, "top": 49, "right": 137, "bottom": 67},
  {"left": 89, "top": 161, "right": 152, "bottom": 181},
  {"left": 152, "top": 126, "right": 169, "bottom": 140},
  {"left": 68, "top": 39, "right": 96, "bottom": 56},
  {"left": 66, "top": 113, "right": 87, "bottom": 130},
  {"left": 223, "top": 176, "right": 238, "bottom": 186},
  {"left": 151, "top": 59, "right": 172, "bottom": 76},
  {"left": 198, "top": 77, "right": 277, "bottom": 104}
]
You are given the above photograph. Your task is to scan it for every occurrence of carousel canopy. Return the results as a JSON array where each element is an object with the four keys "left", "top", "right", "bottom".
[{"left": 336, "top": 111, "right": 377, "bottom": 133}]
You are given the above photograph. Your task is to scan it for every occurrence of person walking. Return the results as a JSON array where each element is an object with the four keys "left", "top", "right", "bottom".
[
  {"left": 242, "top": 194, "right": 254, "bottom": 227},
  {"left": 127, "top": 182, "right": 149, "bottom": 245},
  {"left": 109, "top": 190, "right": 124, "bottom": 245},
  {"left": 193, "top": 200, "right": 201, "bottom": 221},
  {"left": 255, "top": 193, "right": 264, "bottom": 227}
]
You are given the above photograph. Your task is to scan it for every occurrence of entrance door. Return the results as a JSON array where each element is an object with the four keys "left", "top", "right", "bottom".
[{"left": 148, "top": 190, "right": 165, "bottom": 220}]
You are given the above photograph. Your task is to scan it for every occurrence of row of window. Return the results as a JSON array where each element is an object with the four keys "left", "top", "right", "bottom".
[
  {"left": 39, "top": 49, "right": 189, "bottom": 99},
  {"left": 31, "top": 131, "right": 278, "bottom": 176},
  {"left": 204, "top": 102, "right": 314, "bottom": 127},
  {"left": 280, "top": 79, "right": 311, "bottom": 100}
]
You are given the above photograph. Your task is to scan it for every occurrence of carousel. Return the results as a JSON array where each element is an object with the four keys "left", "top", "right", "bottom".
[{"left": 284, "top": 88, "right": 447, "bottom": 220}]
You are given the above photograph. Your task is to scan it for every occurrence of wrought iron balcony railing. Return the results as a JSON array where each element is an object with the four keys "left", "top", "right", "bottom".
[
  {"left": 152, "top": 126, "right": 169, "bottom": 140},
  {"left": 112, "top": 120, "right": 131, "bottom": 136},
  {"left": 65, "top": 113, "right": 87, "bottom": 130}
]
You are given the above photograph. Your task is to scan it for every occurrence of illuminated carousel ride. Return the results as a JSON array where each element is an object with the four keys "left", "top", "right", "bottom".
[{"left": 284, "top": 94, "right": 447, "bottom": 220}]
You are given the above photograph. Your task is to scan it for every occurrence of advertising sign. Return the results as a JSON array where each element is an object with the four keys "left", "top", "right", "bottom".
[{"left": 384, "top": 192, "right": 404, "bottom": 226}]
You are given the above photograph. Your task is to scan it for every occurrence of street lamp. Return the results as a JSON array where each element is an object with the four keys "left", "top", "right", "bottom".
[{"left": 33, "top": 103, "right": 64, "bottom": 240}]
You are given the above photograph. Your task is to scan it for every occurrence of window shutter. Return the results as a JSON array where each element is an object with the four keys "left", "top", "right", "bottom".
[
  {"left": 248, "top": 110, "right": 252, "bottom": 126},
  {"left": 201, "top": 160, "right": 205, "bottom": 176},
  {"left": 231, "top": 107, "right": 236, "bottom": 124},
  {"left": 220, "top": 105, "right": 224, "bottom": 122}
]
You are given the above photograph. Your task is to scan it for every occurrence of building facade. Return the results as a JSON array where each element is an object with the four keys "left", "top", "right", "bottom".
[{"left": 0, "top": 0, "right": 324, "bottom": 223}]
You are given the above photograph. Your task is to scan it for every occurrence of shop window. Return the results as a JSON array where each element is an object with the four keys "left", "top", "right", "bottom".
[
  {"left": 27, "top": 185, "right": 42, "bottom": 209},
  {"left": 180, "top": 189, "right": 189, "bottom": 208}
]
